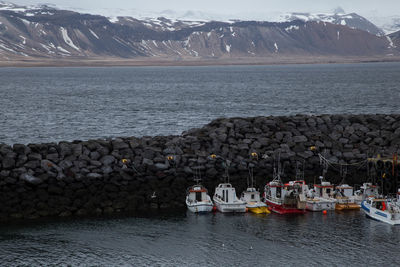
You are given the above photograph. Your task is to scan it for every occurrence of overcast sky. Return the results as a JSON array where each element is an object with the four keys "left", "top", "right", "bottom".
[{"left": 8, "top": 0, "right": 400, "bottom": 18}]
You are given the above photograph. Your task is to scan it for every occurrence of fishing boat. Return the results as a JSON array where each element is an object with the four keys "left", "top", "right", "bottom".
[
  {"left": 185, "top": 184, "right": 214, "bottom": 213},
  {"left": 241, "top": 187, "right": 270, "bottom": 214},
  {"left": 240, "top": 164, "right": 270, "bottom": 214},
  {"left": 361, "top": 197, "right": 400, "bottom": 225},
  {"left": 213, "top": 183, "right": 247, "bottom": 213},
  {"left": 317, "top": 153, "right": 359, "bottom": 210},
  {"left": 263, "top": 171, "right": 307, "bottom": 214},
  {"left": 352, "top": 183, "right": 380, "bottom": 206},
  {"left": 306, "top": 178, "right": 336, "bottom": 211},
  {"left": 334, "top": 184, "right": 360, "bottom": 211}
]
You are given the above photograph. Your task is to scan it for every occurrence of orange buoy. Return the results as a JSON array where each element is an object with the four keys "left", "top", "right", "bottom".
[{"left": 323, "top": 210, "right": 327, "bottom": 215}]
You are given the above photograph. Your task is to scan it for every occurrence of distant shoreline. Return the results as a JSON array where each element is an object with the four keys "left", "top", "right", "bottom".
[{"left": 1, "top": 55, "right": 400, "bottom": 68}]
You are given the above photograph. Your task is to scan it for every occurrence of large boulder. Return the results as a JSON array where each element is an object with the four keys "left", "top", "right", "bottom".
[
  {"left": 100, "top": 155, "right": 115, "bottom": 165},
  {"left": 20, "top": 173, "right": 42, "bottom": 185}
]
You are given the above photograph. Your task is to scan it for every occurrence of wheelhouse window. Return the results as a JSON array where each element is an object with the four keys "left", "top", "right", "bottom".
[
  {"left": 277, "top": 187, "right": 281, "bottom": 198},
  {"left": 326, "top": 188, "right": 331, "bottom": 194},
  {"left": 196, "top": 192, "right": 202, "bottom": 201}
]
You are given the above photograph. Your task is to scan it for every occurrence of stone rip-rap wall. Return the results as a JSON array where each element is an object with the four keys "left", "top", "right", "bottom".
[{"left": 1, "top": 114, "right": 400, "bottom": 221}]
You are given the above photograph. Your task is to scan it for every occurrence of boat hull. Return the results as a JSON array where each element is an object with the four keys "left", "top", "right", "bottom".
[
  {"left": 246, "top": 201, "right": 270, "bottom": 214},
  {"left": 186, "top": 195, "right": 214, "bottom": 213},
  {"left": 266, "top": 199, "right": 306, "bottom": 214},
  {"left": 248, "top": 206, "right": 271, "bottom": 214},
  {"left": 186, "top": 202, "right": 214, "bottom": 213},
  {"left": 214, "top": 201, "right": 247, "bottom": 213},
  {"left": 335, "top": 203, "right": 360, "bottom": 211},
  {"left": 306, "top": 199, "right": 335, "bottom": 211}
]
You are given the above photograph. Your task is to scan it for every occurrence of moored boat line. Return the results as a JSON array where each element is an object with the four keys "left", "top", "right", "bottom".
[
  {"left": 185, "top": 178, "right": 400, "bottom": 226},
  {"left": 185, "top": 155, "right": 400, "bottom": 226}
]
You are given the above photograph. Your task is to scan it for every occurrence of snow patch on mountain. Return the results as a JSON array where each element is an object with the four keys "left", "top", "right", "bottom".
[
  {"left": 89, "top": 29, "right": 99, "bottom": 39},
  {"left": 19, "top": 35, "right": 26, "bottom": 44},
  {"left": 285, "top": 25, "right": 299, "bottom": 32},
  {"left": 60, "top": 27, "right": 80, "bottom": 51},
  {"left": 386, "top": 36, "right": 396, "bottom": 48},
  {"left": 57, "top": 46, "right": 70, "bottom": 54}
]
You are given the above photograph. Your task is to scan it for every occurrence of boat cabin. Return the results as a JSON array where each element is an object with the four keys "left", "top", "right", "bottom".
[
  {"left": 365, "top": 198, "right": 388, "bottom": 211},
  {"left": 214, "top": 183, "right": 239, "bottom": 203},
  {"left": 187, "top": 185, "right": 208, "bottom": 202},
  {"left": 336, "top": 184, "right": 354, "bottom": 197},
  {"left": 314, "top": 181, "right": 334, "bottom": 199},
  {"left": 241, "top": 187, "right": 261, "bottom": 203},
  {"left": 360, "top": 183, "right": 379, "bottom": 197},
  {"left": 265, "top": 181, "right": 283, "bottom": 200},
  {"left": 284, "top": 180, "right": 307, "bottom": 196}
]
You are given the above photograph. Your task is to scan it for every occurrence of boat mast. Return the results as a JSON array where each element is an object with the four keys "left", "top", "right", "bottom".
[
  {"left": 222, "top": 160, "right": 231, "bottom": 184},
  {"left": 193, "top": 166, "right": 202, "bottom": 185},
  {"left": 272, "top": 152, "right": 283, "bottom": 183},
  {"left": 295, "top": 160, "right": 305, "bottom": 181},
  {"left": 248, "top": 163, "right": 255, "bottom": 188}
]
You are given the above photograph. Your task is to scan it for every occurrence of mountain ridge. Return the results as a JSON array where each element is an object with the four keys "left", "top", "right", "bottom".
[{"left": 0, "top": 2, "right": 399, "bottom": 64}]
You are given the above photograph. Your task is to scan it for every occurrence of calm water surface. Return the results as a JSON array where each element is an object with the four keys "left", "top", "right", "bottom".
[
  {"left": 0, "top": 211, "right": 399, "bottom": 266},
  {"left": 0, "top": 62, "right": 400, "bottom": 144}
]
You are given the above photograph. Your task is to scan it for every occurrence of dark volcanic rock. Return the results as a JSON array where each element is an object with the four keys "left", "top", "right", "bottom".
[
  {"left": 20, "top": 173, "right": 42, "bottom": 185},
  {"left": 0, "top": 114, "right": 399, "bottom": 222}
]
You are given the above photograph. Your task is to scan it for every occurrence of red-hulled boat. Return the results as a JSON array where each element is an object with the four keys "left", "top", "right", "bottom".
[{"left": 263, "top": 175, "right": 307, "bottom": 214}]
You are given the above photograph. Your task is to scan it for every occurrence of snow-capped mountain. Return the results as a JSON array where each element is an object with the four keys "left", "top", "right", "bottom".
[
  {"left": 369, "top": 16, "right": 400, "bottom": 35},
  {"left": 389, "top": 29, "right": 400, "bottom": 48},
  {"left": 0, "top": 2, "right": 398, "bottom": 61},
  {"left": 59, "top": 4, "right": 386, "bottom": 36},
  {"left": 281, "top": 12, "right": 385, "bottom": 36}
]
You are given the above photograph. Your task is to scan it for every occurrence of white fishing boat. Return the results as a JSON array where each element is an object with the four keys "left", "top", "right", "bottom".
[
  {"left": 352, "top": 183, "right": 380, "bottom": 206},
  {"left": 241, "top": 187, "right": 270, "bottom": 214},
  {"left": 306, "top": 179, "right": 336, "bottom": 211},
  {"left": 213, "top": 183, "right": 247, "bottom": 213},
  {"left": 361, "top": 197, "right": 400, "bottom": 225},
  {"left": 240, "top": 165, "right": 270, "bottom": 214},
  {"left": 186, "top": 184, "right": 214, "bottom": 213}
]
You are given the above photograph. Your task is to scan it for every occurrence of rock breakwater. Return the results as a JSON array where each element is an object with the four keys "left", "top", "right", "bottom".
[{"left": 1, "top": 114, "right": 400, "bottom": 221}]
